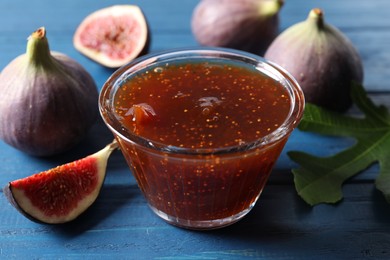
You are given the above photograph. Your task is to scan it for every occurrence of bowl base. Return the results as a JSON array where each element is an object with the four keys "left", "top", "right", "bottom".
[{"left": 148, "top": 201, "right": 257, "bottom": 230}]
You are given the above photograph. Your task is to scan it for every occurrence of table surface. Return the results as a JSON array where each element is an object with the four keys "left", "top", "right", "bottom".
[{"left": 1, "top": 0, "right": 390, "bottom": 259}]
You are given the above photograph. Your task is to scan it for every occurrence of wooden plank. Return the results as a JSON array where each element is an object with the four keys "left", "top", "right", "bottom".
[{"left": 1, "top": 182, "right": 389, "bottom": 258}]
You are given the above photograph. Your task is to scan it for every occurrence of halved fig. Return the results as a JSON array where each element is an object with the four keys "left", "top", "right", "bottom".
[
  {"left": 3, "top": 140, "right": 119, "bottom": 224},
  {"left": 73, "top": 5, "right": 150, "bottom": 68}
]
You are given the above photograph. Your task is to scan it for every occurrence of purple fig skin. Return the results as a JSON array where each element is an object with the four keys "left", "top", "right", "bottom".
[
  {"left": 3, "top": 183, "right": 43, "bottom": 224},
  {"left": 264, "top": 8, "right": 364, "bottom": 112},
  {"left": 0, "top": 28, "right": 98, "bottom": 156},
  {"left": 191, "top": 0, "right": 284, "bottom": 55}
]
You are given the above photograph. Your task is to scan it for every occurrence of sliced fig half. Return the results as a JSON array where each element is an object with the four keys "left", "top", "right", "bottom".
[
  {"left": 3, "top": 140, "right": 119, "bottom": 224},
  {"left": 73, "top": 5, "right": 150, "bottom": 68}
]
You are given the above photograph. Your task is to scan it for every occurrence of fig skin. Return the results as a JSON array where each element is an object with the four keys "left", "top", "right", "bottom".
[
  {"left": 0, "top": 27, "right": 99, "bottom": 156},
  {"left": 73, "top": 5, "right": 150, "bottom": 68},
  {"left": 191, "top": 0, "right": 284, "bottom": 55},
  {"left": 264, "top": 8, "right": 364, "bottom": 112}
]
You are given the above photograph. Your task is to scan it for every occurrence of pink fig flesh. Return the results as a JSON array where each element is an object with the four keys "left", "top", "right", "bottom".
[{"left": 73, "top": 5, "right": 150, "bottom": 68}]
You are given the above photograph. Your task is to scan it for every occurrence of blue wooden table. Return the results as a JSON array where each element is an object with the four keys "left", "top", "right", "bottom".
[{"left": 1, "top": 0, "right": 390, "bottom": 259}]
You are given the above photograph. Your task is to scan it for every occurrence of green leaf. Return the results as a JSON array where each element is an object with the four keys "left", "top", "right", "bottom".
[{"left": 288, "top": 83, "right": 390, "bottom": 205}]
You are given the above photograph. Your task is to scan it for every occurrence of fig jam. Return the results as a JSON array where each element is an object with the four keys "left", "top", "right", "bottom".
[{"left": 111, "top": 58, "right": 294, "bottom": 228}]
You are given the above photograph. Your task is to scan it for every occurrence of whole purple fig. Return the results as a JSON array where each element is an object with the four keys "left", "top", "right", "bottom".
[
  {"left": 0, "top": 27, "right": 98, "bottom": 156},
  {"left": 265, "top": 8, "right": 364, "bottom": 112},
  {"left": 191, "top": 0, "right": 284, "bottom": 55}
]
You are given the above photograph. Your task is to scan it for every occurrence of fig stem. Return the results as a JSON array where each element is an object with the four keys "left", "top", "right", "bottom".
[
  {"left": 259, "top": 0, "right": 284, "bottom": 17},
  {"left": 308, "top": 8, "right": 325, "bottom": 28},
  {"left": 26, "top": 27, "right": 56, "bottom": 68}
]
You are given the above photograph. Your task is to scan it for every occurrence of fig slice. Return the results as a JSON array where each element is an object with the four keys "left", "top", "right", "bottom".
[
  {"left": 3, "top": 140, "right": 119, "bottom": 224},
  {"left": 73, "top": 5, "right": 150, "bottom": 68}
]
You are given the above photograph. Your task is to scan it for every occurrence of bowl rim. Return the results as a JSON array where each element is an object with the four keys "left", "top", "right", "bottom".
[{"left": 99, "top": 47, "right": 305, "bottom": 156}]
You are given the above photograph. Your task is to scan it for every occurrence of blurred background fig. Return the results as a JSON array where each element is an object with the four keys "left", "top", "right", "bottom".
[
  {"left": 265, "top": 8, "right": 364, "bottom": 112},
  {"left": 0, "top": 27, "right": 98, "bottom": 156},
  {"left": 191, "top": 0, "right": 284, "bottom": 55}
]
